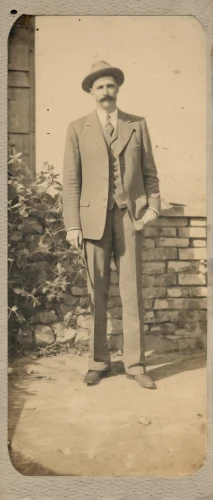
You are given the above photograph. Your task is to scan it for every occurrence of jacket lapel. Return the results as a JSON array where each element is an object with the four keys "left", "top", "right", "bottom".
[
  {"left": 85, "top": 111, "right": 108, "bottom": 155},
  {"left": 116, "top": 109, "right": 135, "bottom": 155},
  {"left": 85, "top": 109, "right": 134, "bottom": 155}
]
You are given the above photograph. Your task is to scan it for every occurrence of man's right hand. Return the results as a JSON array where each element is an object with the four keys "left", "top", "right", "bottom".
[{"left": 66, "top": 229, "right": 83, "bottom": 249}]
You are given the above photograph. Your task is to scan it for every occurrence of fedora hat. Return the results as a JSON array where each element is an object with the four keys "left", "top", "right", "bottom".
[{"left": 82, "top": 60, "right": 124, "bottom": 93}]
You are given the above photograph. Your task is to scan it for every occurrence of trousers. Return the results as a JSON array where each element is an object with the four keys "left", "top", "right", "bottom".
[{"left": 84, "top": 204, "right": 146, "bottom": 376}]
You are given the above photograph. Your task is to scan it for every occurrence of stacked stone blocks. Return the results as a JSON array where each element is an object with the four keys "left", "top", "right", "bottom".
[{"left": 107, "top": 216, "right": 207, "bottom": 351}]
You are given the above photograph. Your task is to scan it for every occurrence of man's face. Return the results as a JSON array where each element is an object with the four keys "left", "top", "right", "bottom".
[{"left": 90, "top": 75, "right": 119, "bottom": 110}]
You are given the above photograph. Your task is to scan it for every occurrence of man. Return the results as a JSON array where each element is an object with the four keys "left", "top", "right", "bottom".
[{"left": 63, "top": 61, "right": 161, "bottom": 389}]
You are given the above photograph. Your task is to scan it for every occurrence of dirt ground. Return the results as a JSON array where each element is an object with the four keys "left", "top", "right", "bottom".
[{"left": 8, "top": 348, "right": 207, "bottom": 477}]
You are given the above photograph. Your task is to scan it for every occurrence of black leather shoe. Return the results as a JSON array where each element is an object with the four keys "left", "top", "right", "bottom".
[
  {"left": 126, "top": 373, "right": 157, "bottom": 389},
  {"left": 83, "top": 370, "right": 110, "bottom": 385}
]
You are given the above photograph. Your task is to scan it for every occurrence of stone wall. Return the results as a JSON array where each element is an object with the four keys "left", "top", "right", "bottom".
[
  {"left": 24, "top": 214, "right": 207, "bottom": 353},
  {"left": 107, "top": 215, "right": 207, "bottom": 352}
]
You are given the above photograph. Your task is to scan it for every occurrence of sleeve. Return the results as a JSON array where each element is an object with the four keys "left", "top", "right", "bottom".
[
  {"left": 140, "top": 118, "right": 161, "bottom": 213},
  {"left": 62, "top": 123, "right": 82, "bottom": 231}
]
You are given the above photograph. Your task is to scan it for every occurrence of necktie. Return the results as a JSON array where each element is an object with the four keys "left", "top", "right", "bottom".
[{"left": 105, "top": 114, "right": 114, "bottom": 136}]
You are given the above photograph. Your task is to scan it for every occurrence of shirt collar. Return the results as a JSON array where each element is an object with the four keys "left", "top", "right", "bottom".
[{"left": 96, "top": 107, "right": 118, "bottom": 123}]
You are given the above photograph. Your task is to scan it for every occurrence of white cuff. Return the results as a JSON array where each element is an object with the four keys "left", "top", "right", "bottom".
[{"left": 148, "top": 207, "right": 159, "bottom": 217}]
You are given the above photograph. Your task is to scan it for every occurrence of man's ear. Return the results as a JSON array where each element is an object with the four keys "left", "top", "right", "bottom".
[{"left": 89, "top": 87, "right": 94, "bottom": 96}]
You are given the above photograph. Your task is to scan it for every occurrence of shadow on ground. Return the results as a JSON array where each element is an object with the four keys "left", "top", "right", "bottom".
[
  {"left": 110, "top": 349, "right": 206, "bottom": 382},
  {"left": 8, "top": 348, "right": 206, "bottom": 475}
]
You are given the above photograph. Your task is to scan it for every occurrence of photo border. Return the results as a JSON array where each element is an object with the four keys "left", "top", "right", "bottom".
[{"left": 1, "top": 1, "right": 212, "bottom": 499}]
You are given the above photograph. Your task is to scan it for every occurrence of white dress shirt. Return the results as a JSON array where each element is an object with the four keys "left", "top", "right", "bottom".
[{"left": 96, "top": 107, "right": 118, "bottom": 131}]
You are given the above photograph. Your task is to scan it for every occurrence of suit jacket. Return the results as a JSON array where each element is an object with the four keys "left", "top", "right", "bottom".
[{"left": 62, "top": 108, "right": 161, "bottom": 240}]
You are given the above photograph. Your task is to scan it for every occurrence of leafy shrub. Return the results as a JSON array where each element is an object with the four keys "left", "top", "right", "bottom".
[{"left": 8, "top": 150, "right": 85, "bottom": 352}]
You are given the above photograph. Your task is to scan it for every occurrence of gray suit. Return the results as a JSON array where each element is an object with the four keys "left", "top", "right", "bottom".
[{"left": 63, "top": 108, "right": 160, "bottom": 375}]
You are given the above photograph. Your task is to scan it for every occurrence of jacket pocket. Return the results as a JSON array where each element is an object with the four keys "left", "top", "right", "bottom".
[{"left": 80, "top": 198, "right": 90, "bottom": 207}]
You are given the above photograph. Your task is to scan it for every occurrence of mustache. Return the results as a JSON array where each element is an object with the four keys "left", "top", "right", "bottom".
[{"left": 100, "top": 96, "right": 115, "bottom": 102}]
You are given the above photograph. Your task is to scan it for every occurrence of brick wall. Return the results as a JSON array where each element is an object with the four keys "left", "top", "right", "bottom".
[
  {"left": 19, "top": 214, "right": 207, "bottom": 353},
  {"left": 107, "top": 215, "right": 207, "bottom": 352}
]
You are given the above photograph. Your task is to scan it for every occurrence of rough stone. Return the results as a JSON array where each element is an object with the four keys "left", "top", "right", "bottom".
[
  {"left": 156, "top": 238, "right": 189, "bottom": 247},
  {"left": 144, "top": 227, "right": 177, "bottom": 237},
  {"left": 33, "top": 310, "right": 58, "bottom": 324},
  {"left": 79, "top": 297, "right": 90, "bottom": 309},
  {"left": 107, "top": 319, "right": 113, "bottom": 334},
  {"left": 75, "top": 329, "right": 89, "bottom": 346},
  {"left": 155, "top": 310, "right": 178, "bottom": 323},
  {"left": 167, "top": 285, "right": 207, "bottom": 298},
  {"left": 107, "top": 333, "right": 123, "bottom": 351},
  {"left": 142, "top": 274, "right": 176, "bottom": 287},
  {"left": 71, "top": 286, "right": 88, "bottom": 296},
  {"left": 76, "top": 314, "right": 92, "bottom": 330},
  {"left": 75, "top": 306, "right": 87, "bottom": 314},
  {"left": 179, "top": 227, "right": 206, "bottom": 238},
  {"left": 142, "top": 262, "right": 166, "bottom": 275},
  {"left": 142, "top": 248, "right": 177, "bottom": 261},
  {"left": 109, "top": 307, "right": 122, "bottom": 319},
  {"left": 178, "top": 248, "right": 207, "bottom": 260},
  {"left": 154, "top": 298, "right": 207, "bottom": 310},
  {"left": 144, "top": 299, "right": 154, "bottom": 310},
  {"left": 144, "top": 311, "right": 155, "bottom": 323},
  {"left": 62, "top": 293, "right": 78, "bottom": 307},
  {"left": 60, "top": 303, "right": 74, "bottom": 315},
  {"left": 52, "top": 323, "right": 77, "bottom": 345},
  {"left": 178, "top": 274, "right": 206, "bottom": 285},
  {"left": 177, "top": 338, "right": 198, "bottom": 350},
  {"left": 142, "top": 238, "right": 155, "bottom": 248},
  {"left": 34, "top": 325, "right": 55, "bottom": 346},
  {"left": 175, "top": 323, "right": 206, "bottom": 338},
  {"left": 187, "top": 287, "right": 207, "bottom": 297},
  {"left": 168, "top": 261, "right": 200, "bottom": 273},
  {"left": 110, "top": 272, "right": 119, "bottom": 284},
  {"left": 149, "top": 217, "right": 188, "bottom": 227},
  {"left": 167, "top": 288, "right": 189, "bottom": 298},
  {"left": 144, "top": 334, "right": 178, "bottom": 352},
  {"left": 108, "top": 285, "right": 120, "bottom": 297},
  {"left": 142, "top": 287, "right": 167, "bottom": 299},
  {"left": 199, "top": 333, "right": 207, "bottom": 349},
  {"left": 109, "top": 319, "right": 123, "bottom": 334},
  {"left": 150, "top": 323, "right": 176, "bottom": 335},
  {"left": 108, "top": 296, "right": 122, "bottom": 308},
  {"left": 191, "top": 240, "right": 207, "bottom": 248},
  {"left": 155, "top": 310, "right": 207, "bottom": 323},
  {"left": 198, "top": 264, "right": 207, "bottom": 275},
  {"left": 190, "top": 218, "right": 206, "bottom": 227}
]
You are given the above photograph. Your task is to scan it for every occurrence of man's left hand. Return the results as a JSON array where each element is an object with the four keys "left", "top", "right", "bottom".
[{"left": 134, "top": 208, "right": 158, "bottom": 232}]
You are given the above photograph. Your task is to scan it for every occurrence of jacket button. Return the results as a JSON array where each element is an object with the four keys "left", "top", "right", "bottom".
[{"left": 103, "top": 197, "right": 106, "bottom": 201}]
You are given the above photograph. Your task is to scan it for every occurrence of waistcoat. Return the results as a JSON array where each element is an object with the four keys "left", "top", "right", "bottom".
[{"left": 101, "top": 125, "right": 127, "bottom": 210}]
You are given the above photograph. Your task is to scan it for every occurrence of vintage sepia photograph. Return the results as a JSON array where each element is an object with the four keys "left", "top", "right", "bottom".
[{"left": 8, "top": 15, "right": 207, "bottom": 476}]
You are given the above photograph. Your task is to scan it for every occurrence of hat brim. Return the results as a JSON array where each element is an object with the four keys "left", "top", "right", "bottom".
[{"left": 82, "top": 67, "right": 124, "bottom": 93}]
